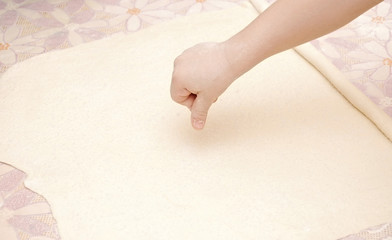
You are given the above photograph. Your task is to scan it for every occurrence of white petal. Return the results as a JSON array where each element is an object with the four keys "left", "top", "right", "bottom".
[
  {"left": 119, "top": 0, "right": 133, "bottom": 9},
  {"left": 319, "top": 42, "right": 340, "bottom": 58},
  {"left": 12, "top": 45, "right": 45, "bottom": 54},
  {"left": 142, "top": 9, "right": 174, "bottom": 19},
  {"left": 51, "top": 8, "right": 70, "bottom": 25},
  {"left": 364, "top": 41, "right": 389, "bottom": 57},
  {"left": 371, "top": 65, "right": 390, "bottom": 81},
  {"left": 4, "top": 25, "right": 20, "bottom": 43},
  {"left": 81, "top": 19, "right": 107, "bottom": 28},
  {"left": 375, "top": 26, "right": 390, "bottom": 41},
  {"left": 355, "top": 15, "right": 373, "bottom": 24},
  {"left": 0, "top": 49, "right": 16, "bottom": 65},
  {"left": 345, "top": 70, "right": 365, "bottom": 79},
  {"left": 355, "top": 23, "right": 374, "bottom": 36},
  {"left": 351, "top": 61, "right": 382, "bottom": 70},
  {"left": 143, "top": 0, "right": 171, "bottom": 11},
  {"left": 376, "top": 1, "right": 390, "bottom": 17},
  {"left": 105, "top": 5, "right": 127, "bottom": 14},
  {"left": 12, "top": 35, "right": 35, "bottom": 45},
  {"left": 12, "top": 202, "right": 52, "bottom": 215},
  {"left": 32, "top": 28, "right": 62, "bottom": 38},
  {"left": 85, "top": 0, "right": 104, "bottom": 11},
  {"left": 139, "top": 14, "right": 159, "bottom": 24},
  {"left": 167, "top": 0, "right": 194, "bottom": 12},
  {"left": 379, "top": 97, "right": 392, "bottom": 108},
  {"left": 364, "top": 81, "right": 385, "bottom": 98},
  {"left": 68, "top": 31, "right": 84, "bottom": 46},
  {"left": 127, "top": 15, "right": 141, "bottom": 31},
  {"left": 367, "top": 223, "right": 392, "bottom": 234},
  {"left": 208, "top": 0, "right": 239, "bottom": 9},
  {"left": 348, "top": 51, "right": 382, "bottom": 61},
  {"left": 384, "top": 21, "right": 392, "bottom": 29},
  {"left": 186, "top": 3, "right": 202, "bottom": 15},
  {"left": 135, "top": 0, "right": 149, "bottom": 9},
  {"left": 387, "top": 40, "right": 392, "bottom": 57},
  {"left": 17, "top": 8, "right": 41, "bottom": 19},
  {"left": 108, "top": 14, "right": 129, "bottom": 26}
]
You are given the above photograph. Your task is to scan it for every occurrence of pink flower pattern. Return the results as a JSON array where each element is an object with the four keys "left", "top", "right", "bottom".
[
  {"left": 0, "top": 163, "right": 60, "bottom": 240},
  {"left": 266, "top": 0, "right": 392, "bottom": 118},
  {"left": 338, "top": 223, "right": 392, "bottom": 240},
  {"left": 106, "top": 0, "right": 175, "bottom": 32},
  {"left": 0, "top": 0, "right": 391, "bottom": 239},
  {"left": 353, "top": 1, "right": 392, "bottom": 41},
  {"left": 0, "top": 0, "right": 54, "bottom": 26},
  {"left": 311, "top": 0, "right": 392, "bottom": 118},
  {"left": 0, "top": 25, "right": 45, "bottom": 65}
]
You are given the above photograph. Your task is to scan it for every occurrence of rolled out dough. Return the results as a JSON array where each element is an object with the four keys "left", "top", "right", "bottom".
[{"left": 0, "top": 3, "right": 391, "bottom": 240}]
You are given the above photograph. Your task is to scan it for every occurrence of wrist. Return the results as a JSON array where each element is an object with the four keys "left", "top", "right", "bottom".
[{"left": 221, "top": 36, "right": 267, "bottom": 82}]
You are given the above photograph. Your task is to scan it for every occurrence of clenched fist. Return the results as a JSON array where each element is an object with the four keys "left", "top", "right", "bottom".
[{"left": 170, "top": 42, "right": 238, "bottom": 130}]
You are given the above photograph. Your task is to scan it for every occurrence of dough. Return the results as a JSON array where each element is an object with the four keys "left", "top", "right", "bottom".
[{"left": 0, "top": 3, "right": 391, "bottom": 240}]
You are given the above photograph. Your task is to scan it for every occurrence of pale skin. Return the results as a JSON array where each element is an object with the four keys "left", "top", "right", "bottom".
[{"left": 171, "top": 0, "right": 383, "bottom": 130}]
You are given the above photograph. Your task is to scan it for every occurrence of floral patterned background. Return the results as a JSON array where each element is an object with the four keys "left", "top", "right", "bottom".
[
  {"left": 311, "top": 0, "right": 392, "bottom": 117},
  {"left": 0, "top": 0, "right": 391, "bottom": 239}
]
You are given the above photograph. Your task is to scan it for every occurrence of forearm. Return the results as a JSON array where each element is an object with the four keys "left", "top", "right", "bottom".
[{"left": 224, "top": 0, "right": 382, "bottom": 78}]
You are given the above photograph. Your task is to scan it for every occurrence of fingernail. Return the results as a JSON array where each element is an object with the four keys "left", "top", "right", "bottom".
[{"left": 193, "top": 119, "right": 205, "bottom": 129}]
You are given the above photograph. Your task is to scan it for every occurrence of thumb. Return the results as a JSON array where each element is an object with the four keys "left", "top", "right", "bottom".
[{"left": 190, "top": 95, "right": 213, "bottom": 130}]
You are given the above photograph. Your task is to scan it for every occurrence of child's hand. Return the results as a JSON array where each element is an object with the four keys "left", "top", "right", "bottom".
[
  {"left": 170, "top": 0, "right": 381, "bottom": 131},
  {"left": 170, "top": 42, "right": 237, "bottom": 130}
]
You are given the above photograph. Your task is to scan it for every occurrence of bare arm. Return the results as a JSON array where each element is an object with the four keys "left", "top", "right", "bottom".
[
  {"left": 171, "top": 0, "right": 382, "bottom": 130},
  {"left": 224, "top": 0, "right": 382, "bottom": 77}
]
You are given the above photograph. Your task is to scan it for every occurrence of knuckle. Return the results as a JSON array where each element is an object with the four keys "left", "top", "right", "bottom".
[
  {"left": 171, "top": 75, "right": 181, "bottom": 89},
  {"left": 171, "top": 69, "right": 185, "bottom": 84}
]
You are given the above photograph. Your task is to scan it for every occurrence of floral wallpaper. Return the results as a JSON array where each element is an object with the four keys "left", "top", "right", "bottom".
[
  {"left": 0, "top": 163, "right": 60, "bottom": 240},
  {"left": 311, "top": 1, "right": 392, "bottom": 117},
  {"left": 0, "top": 0, "right": 241, "bottom": 75}
]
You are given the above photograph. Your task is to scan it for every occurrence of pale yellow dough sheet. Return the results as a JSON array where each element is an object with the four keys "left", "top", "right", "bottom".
[{"left": 0, "top": 3, "right": 391, "bottom": 240}]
